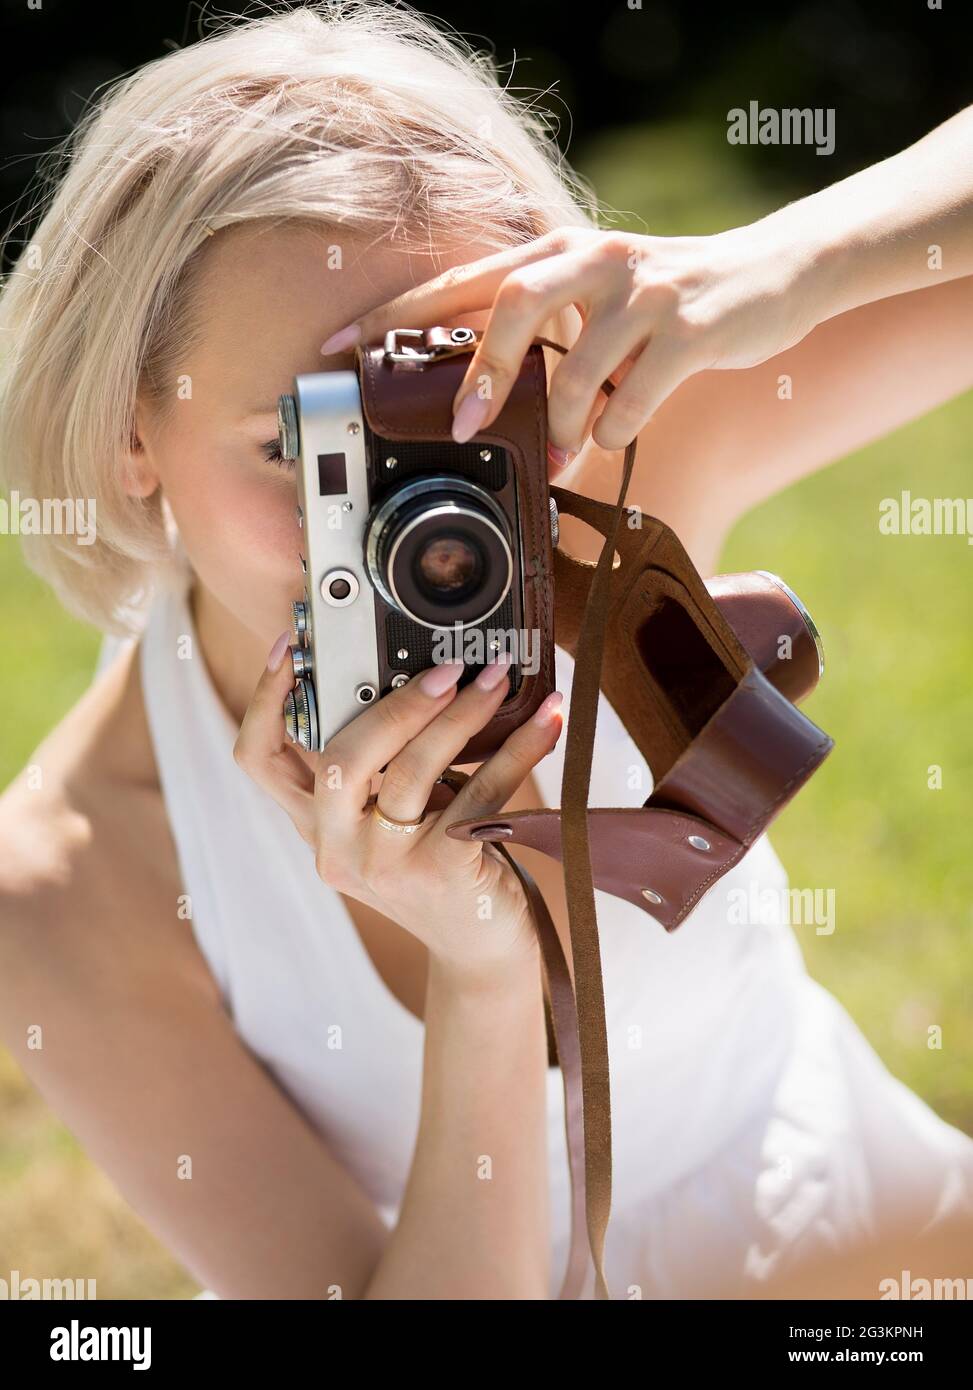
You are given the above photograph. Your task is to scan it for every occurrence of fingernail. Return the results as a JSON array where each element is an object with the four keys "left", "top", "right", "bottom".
[
  {"left": 452, "top": 393, "right": 490, "bottom": 444},
  {"left": 547, "top": 443, "right": 575, "bottom": 469},
  {"left": 320, "top": 324, "right": 362, "bottom": 355},
  {"left": 533, "top": 690, "right": 564, "bottom": 725},
  {"left": 268, "top": 631, "right": 292, "bottom": 673},
  {"left": 419, "top": 659, "right": 465, "bottom": 696},
  {"left": 474, "top": 652, "right": 513, "bottom": 690}
]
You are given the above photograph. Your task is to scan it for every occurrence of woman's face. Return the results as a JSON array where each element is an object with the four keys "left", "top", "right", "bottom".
[{"left": 133, "top": 222, "right": 496, "bottom": 649}]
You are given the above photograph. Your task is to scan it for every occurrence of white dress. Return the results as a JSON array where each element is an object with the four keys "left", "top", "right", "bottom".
[{"left": 95, "top": 573, "right": 973, "bottom": 1299}]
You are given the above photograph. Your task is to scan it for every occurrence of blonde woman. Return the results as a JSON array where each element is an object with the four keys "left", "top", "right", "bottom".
[{"left": 1, "top": 1, "right": 971, "bottom": 1301}]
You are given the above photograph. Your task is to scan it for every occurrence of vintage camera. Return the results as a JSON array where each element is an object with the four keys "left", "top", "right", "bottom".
[
  {"left": 277, "top": 327, "right": 559, "bottom": 763},
  {"left": 277, "top": 325, "right": 828, "bottom": 768}
]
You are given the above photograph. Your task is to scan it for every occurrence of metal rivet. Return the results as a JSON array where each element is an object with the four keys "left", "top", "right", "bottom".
[
  {"left": 347, "top": 422, "right": 360, "bottom": 435},
  {"left": 641, "top": 888, "right": 663, "bottom": 905},
  {"left": 341, "top": 500, "right": 353, "bottom": 512},
  {"left": 479, "top": 448, "right": 492, "bottom": 462},
  {"left": 396, "top": 648, "right": 409, "bottom": 660},
  {"left": 385, "top": 456, "right": 398, "bottom": 470},
  {"left": 390, "top": 673, "right": 410, "bottom": 689},
  {"left": 688, "top": 835, "right": 711, "bottom": 852}
]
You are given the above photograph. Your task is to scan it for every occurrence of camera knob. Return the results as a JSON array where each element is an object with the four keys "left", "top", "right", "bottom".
[
  {"left": 291, "top": 599, "right": 310, "bottom": 641},
  {"left": 283, "top": 678, "right": 318, "bottom": 751},
  {"left": 278, "top": 394, "right": 300, "bottom": 461},
  {"left": 290, "top": 644, "right": 312, "bottom": 678}
]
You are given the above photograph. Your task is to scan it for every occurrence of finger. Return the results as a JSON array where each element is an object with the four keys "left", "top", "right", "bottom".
[
  {"left": 433, "top": 689, "right": 565, "bottom": 862},
  {"left": 233, "top": 632, "right": 316, "bottom": 838},
  {"left": 314, "top": 658, "right": 466, "bottom": 837},
  {"left": 319, "top": 228, "right": 585, "bottom": 355},
  {"left": 548, "top": 395, "right": 606, "bottom": 477},
  {"left": 449, "top": 248, "right": 608, "bottom": 444},
  {"left": 591, "top": 335, "right": 697, "bottom": 452},
  {"left": 374, "top": 654, "right": 516, "bottom": 825},
  {"left": 545, "top": 309, "right": 652, "bottom": 454}
]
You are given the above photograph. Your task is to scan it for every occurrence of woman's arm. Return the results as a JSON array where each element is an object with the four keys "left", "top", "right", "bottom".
[
  {"left": 327, "top": 103, "right": 973, "bottom": 511},
  {"left": 602, "top": 271, "right": 973, "bottom": 531},
  {"left": 363, "top": 950, "right": 549, "bottom": 1299},
  {"left": 768, "top": 103, "right": 973, "bottom": 318},
  {"left": 0, "top": 785, "right": 550, "bottom": 1300}
]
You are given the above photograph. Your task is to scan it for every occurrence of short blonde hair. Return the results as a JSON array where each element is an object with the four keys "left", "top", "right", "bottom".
[{"left": 0, "top": 0, "right": 603, "bottom": 635}]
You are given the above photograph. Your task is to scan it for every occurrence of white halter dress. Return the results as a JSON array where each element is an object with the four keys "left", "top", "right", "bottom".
[{"left": 96, "top": 573, "right": 973, "bottom": 1299}]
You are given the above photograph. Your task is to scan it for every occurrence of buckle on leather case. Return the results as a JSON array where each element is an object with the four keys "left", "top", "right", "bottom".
[{"left": 383, "top": 326, "right": 478, "bottom": 365}]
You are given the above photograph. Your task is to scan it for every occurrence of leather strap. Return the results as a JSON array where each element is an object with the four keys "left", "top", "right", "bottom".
[
  {"left": 533, "top": 337, "right": 636, "bottom": 1301},
  {"left": 501, "top": 840, "right": 589, "bottom": 1300}
]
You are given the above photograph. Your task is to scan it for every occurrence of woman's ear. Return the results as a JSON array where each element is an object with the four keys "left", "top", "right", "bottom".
[{"left": 121, "top": 401, "right": 161, "bottom": 499}]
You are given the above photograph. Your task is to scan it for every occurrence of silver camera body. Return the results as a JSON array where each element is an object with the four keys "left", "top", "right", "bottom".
[{"left": 277, "top": 363, "right": 533, "bottom": 753}]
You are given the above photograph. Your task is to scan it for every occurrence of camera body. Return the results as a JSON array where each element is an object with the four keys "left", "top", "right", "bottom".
[{"left": 277, "top": 327, "right": 558, "bottom": 763}]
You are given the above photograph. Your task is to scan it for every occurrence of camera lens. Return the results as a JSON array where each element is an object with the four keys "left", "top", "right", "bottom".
[
  {"left": 415, "top": 533, "right": 482, "bottom": 598},
  {"left": 364, "top": 475, "right": 513, "bottom": 629}
]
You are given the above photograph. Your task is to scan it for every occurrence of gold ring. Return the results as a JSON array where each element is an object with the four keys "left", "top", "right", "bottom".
[{"left": 371, "top": 802, "right": 425, "bottom": 834}]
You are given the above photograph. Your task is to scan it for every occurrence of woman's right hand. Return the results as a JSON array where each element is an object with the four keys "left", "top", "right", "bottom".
[{"left": 232, "top": 635, "right": 564, "bottom": 981}]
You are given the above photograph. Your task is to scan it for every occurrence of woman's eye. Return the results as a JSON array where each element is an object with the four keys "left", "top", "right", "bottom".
[{"left": 261, "top": 438, "right": 294, "bottom": 470}]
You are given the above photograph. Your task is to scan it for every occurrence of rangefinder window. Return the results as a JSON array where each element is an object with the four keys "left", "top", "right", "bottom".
[{"left": 317, "top": 452, "right": 348, "bottom": 496}]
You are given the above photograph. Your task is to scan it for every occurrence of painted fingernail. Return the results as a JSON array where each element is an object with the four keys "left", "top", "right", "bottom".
[
  {"left": 533, "top": 690, "right": 564, "bottom": 725},
  {"left": 452, "top": 393, "right": 490, "bottom": 444},
  {"left": 419, "top": 660, "right": 465, "bottom": 696},
  {"left": 320, "top": 324, "right": 362, "bottom": 355},
  {"left": 267, "top": 631, "right": 292, "bottom": 673},
  {"left": 474, "top": 652, "right": 513, "bottom": 690},
  {"left": 547, "top": 443, "right": 575, "bottom": 469}
]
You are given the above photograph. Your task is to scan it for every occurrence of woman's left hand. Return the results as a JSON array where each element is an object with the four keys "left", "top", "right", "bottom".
[{"left": 319, "top": 222, "right": 823, "bottom": 470}]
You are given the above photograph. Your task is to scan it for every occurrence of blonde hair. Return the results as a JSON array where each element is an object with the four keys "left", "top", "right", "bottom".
[{"left": 0, "top": 0, "right": 604, "bottom": 635}]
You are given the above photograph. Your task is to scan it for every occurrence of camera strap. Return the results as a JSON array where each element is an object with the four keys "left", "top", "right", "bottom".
[{"left": 533, "top": 337, "right": 638, "bottom": 1300}]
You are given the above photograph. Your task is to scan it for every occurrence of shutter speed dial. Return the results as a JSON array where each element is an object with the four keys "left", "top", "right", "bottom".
[
  {"left": 283, "top": 679, "right": 318, "bottom": 752},
  {"left": 292, "top": 598, "right": 311, "bottom": 642},
  {"left": 290, "top": 645, "right": 312, "bottom": 678}
]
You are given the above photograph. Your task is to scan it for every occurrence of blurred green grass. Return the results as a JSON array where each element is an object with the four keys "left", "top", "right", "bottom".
[
  {"left": 1, "top": 118, "right": 971, "bottom": 1297},
  {"left": 722, "top": 394, "right": 973, "bottom": 1133}
]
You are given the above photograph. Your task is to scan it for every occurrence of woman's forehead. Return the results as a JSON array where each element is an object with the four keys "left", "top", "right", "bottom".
[
  {"left": 181, "top": 223, "right": 494, "bottom": 414},
  {"left": 196, "top": 221, "right": 492, "bottom": 326}
]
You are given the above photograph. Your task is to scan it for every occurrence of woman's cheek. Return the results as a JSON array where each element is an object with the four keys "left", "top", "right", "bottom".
[{"left": 164, "top": 451, "right": 302, "bottom": 598}]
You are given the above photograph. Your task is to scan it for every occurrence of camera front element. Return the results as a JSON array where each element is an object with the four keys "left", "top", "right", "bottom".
[{"left": 364, "top": 474, "right": 514, "bottom": 630}]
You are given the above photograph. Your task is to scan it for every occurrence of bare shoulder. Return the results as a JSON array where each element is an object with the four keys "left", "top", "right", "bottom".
[{"left": 0, "top": 639, "right": 219, "bottom": 1008}]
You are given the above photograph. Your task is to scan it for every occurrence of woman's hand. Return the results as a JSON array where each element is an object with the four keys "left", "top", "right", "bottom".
[
  {"left": 320, "top": 223, "right": 823, "bottom": 466},
  {"left": 232, "top": 634, "right": 564, "bottom": 981}
]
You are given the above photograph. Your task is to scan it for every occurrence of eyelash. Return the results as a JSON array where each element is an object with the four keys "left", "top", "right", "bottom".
[{"left": 261, "top": 438, "right": 295, "bottom": 471}]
